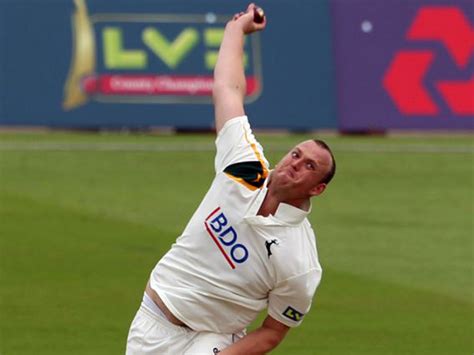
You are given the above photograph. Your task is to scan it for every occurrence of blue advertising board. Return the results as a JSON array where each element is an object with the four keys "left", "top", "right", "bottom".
[{"left": 0, "top": 0, "right": 337, "bottom": 130}]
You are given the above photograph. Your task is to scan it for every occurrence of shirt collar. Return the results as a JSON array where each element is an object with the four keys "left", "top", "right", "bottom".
[{"left": 273, "top": 201, "right": 311, "bottom": 225}]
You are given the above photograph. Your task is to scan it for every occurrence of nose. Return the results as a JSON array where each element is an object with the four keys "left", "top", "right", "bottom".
[{"left": 291, "top": 158, "right": 300, "bottom": 171}]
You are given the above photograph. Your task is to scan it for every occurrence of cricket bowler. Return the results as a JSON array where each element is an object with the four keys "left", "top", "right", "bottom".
[{"left": 126, "top": 3, "right": 336, "bottom": 354}]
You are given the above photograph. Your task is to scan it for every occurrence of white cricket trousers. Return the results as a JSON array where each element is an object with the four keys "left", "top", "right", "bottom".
[{"left": 126, "top": 295, "right": 244, "bottom": 354}]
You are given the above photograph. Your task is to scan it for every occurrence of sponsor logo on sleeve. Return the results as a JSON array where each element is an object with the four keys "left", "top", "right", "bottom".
[{"left": 282, "top": 306, "right": 304, "bottom": 322}]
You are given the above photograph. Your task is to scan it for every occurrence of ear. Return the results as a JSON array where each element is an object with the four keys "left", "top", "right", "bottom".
[{"left": 309, "top": 183, "right": 326, "bottom": 197}]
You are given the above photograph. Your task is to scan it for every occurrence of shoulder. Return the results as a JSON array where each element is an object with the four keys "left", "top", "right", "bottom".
[
  {"left": 215, "top": 115, "right": 270, "bottom": 189},
  {"left": 269, "top": 225, "right": 321, "bottom": 280}
]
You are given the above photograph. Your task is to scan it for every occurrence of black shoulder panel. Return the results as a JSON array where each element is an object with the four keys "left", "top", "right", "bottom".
[{"left": 224, "top": 161, "right": 266, "bottom": 189}]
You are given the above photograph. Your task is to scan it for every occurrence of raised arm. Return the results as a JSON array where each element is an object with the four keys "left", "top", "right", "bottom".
[{"left": 213, "top": 4, "right": 266, "bottom": 134}]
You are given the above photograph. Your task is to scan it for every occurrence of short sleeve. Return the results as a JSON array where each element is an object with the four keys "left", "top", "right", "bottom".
[
  {"left": 268, "top": 269, "right": 322, "bottom": 328},
  {"left": 214, "top": 116, "right": 269, "bottom": 174}
]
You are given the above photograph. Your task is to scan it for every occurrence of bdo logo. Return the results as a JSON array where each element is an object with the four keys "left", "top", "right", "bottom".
[
  {"left": 383, "top": 6, "right": 474, "bottom": 116},
  {"left": 63, "top": 0, "right": 263, "bottom": 110},
  {"left": 205, "top": 207, "right": 249, "bottom": 269}
]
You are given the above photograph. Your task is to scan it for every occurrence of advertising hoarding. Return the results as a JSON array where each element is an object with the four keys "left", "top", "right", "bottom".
[
  {"left": 331, "top": 0, "right": 473, "bottom": 131},
  {"left": 0, "top": 0, "right": 337, "bottom": 130}
]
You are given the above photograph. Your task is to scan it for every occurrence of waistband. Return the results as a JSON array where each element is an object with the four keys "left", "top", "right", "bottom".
[
  {"left": 139, "top": 294, "right": 191, "bottom": 334},
  {"left": 142, "top": 292, "right": 165, "bottom": 318}
]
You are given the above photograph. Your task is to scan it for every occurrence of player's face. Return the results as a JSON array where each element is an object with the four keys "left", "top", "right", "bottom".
[{"left": 271, "top": 140, "right": 332, "bottom": 200}]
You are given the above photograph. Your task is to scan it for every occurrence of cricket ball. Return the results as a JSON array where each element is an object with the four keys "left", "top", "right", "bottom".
[{"left": 253, "top": 7, "right": 265, "bottom": 24}]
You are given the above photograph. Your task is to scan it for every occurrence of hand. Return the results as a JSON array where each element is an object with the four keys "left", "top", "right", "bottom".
[{"left": 231, "top": 3, "right": 266, "bottom": 34}]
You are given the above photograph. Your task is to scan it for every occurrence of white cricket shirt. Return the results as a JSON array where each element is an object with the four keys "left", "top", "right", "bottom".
[{"left": 150, "top": 116, "right": 322, "bottom": 333}]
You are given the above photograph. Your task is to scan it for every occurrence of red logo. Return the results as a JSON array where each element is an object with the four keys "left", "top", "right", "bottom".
[{"left": 383, "top": 6, "right": 474, "bottom": 116}]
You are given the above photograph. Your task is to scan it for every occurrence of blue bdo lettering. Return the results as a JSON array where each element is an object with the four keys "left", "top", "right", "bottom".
[{"left": 209, "top": 212, "right": 249, "bottom": 263}]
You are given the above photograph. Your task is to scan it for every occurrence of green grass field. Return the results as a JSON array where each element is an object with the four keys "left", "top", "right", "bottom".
[{"left": 0, "top": 132, "right": 472, "bottom": 354}]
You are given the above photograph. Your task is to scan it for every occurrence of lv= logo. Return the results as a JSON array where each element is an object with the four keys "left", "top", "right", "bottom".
[
  {"left": 63, "top": 0, "right": 263, "bottom": 110},
  {"left": 383, "top": 6, "right": 474, "bottom": 116}
]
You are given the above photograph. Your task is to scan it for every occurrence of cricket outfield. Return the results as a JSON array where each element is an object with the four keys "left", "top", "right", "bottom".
[{"left": 0, "top": 132, "right": 472, "bottom": 354}]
